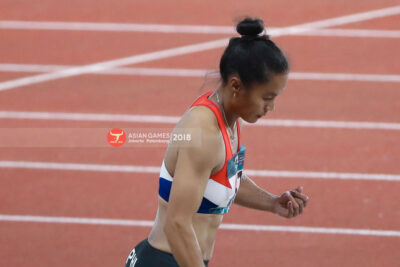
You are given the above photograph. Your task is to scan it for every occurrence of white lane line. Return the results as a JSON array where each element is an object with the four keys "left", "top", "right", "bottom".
[
  {"left": 1, "top": 161, "right": 400, "bottom": 182},
  {"left": 0, "top": 5, "right": 399, "bottom": 92},
  {"left": 253, "top": 119, "right": 400, "bottom": 130},
  {"left": 0, "top": 214, "right": 399, "bottom": 237},
  {"left": 0, "top": 20, "right": 238, "bottom": 34},
  {"left": 0, "top": 63, "right": 67, "bottom": 72},
  {"left": 1, "top": 20, "right": 400, "bottom": 39},
  {"left": 244, "top": 169, "right": 400, "bottom": 182},
  {"left": 0, "top": 214, "right": 154, "bottom": 227},
  {"left": 0, "top": 111, "right": 181, "bottom": 124},
  {"left": 283, "top": 5, "right": 400, "bottom": 31},
  {"left": 0, "top": 64, "right": 215, "bottom": 78},
  {"left": 1, "top": 111, "right": 400, "bottom": 131},
  {"left": 0, "top": 161, "right": 161, "bottom": 174},
  {"left": 289, "top": 72, "right": 400, "bottom": 83},
  {"left": 1, "top": 63, "right": 399, "bottom": 83},
  {"left": 300, "top": 28, "right": 400, "bottom": 39}
]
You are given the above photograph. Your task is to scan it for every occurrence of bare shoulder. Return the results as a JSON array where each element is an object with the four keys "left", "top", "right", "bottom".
[
  {"left": 174, "top": 105, "right": 223, "bottom": 170},
  {"left": 180, "top": 105, "right": 218, "bottom": 129}
]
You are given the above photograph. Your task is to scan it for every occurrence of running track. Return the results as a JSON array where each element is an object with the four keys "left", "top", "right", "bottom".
[{"left": 0, "top": 1, "right": 400, "bottom": 266}]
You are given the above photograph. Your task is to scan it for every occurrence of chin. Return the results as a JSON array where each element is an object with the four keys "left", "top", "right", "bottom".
[{"left": 241, "top": 115, "right": 259, "bottom": 124}]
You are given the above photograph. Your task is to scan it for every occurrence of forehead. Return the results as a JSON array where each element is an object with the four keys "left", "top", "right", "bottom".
[{"left": 251, "top": 73, "right": 288, "bottom": 95}]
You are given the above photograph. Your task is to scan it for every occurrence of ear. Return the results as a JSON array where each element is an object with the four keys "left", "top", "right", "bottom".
[{"left": 228, "top": 75, "right": 242, "bottom": 96}]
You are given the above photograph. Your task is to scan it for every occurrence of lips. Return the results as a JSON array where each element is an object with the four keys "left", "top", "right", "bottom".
[{"left": 258, "top": 113, "right": 267, "bottom": 118}]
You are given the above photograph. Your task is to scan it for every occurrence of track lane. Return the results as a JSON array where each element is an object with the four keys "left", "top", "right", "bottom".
[
  {"left": 0, "top": 76, "right": 399, "bottom": 122},
  {"left": 0, "top": 221, "right": 145, "bottom": 267},
  {"left": 1, "top": 220, "right": 399, "bottom": 267},
  {"left": 2, "top": 1, "right": 399, "bottom": 26},
  {"left": 0, "top": 72, "right": 32, "bottom": 82},
  {"left": 212, "top": 230, "right": 400, "bottom": 267},
  {"left": 335, "top": 14, "right": 400, "bottom": 29},
  {"left": 134, "top": 36, "right": 400, "bottom": 75},
  {"left": 0, "top": 30, "right": 226, "bottom": 65},
  {"left": 0, "top": 121, "right": 399, "bottom": 174},
  {"left": 1, "top": 170, "right": 399, "bottom": 230},
  {"left": 241, "top": 126, "right": 400, "bottom": 174}
]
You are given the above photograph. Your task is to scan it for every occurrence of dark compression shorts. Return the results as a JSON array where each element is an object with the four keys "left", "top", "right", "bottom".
[{"left": 125, "top": 239, "right": 210, "bottom": 267}]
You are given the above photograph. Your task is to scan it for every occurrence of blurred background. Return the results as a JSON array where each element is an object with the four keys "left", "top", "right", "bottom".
[{"left": 0, "top": 1, "right": 399, "bottom": 266}]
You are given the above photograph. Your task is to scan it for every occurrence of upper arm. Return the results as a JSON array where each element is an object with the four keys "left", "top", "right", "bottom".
[{"left": 166, "top": 115, "right": 220, "bottom": 223}]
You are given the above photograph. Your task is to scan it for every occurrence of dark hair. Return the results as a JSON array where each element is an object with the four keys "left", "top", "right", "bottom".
[{"left": 219, "top": 17, "right": 289, "bottom": 88}]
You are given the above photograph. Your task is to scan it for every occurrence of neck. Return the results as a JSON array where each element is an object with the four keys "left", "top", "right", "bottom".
[{"left": 212, "top": 86, "right": 239, "bottom": 129}]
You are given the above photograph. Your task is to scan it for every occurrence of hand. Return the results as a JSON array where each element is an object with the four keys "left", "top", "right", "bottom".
[{"left": 273, "top": 186, "right": 309, "bottom": 218}]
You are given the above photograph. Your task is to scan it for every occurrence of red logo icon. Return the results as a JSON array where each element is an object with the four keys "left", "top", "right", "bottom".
[{"left": 107, "top": 128, "right": 126, "bottom": 147}]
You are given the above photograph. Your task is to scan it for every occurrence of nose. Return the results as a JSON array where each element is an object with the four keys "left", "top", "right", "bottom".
[{"left": 265, "top": 101, "right": 275, "bottom": 112}]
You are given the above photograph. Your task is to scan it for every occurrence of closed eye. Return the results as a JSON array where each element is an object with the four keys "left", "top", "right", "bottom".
[
  {"left": 263, "top": 93, "right": 277, "bottom": 101},
  {"left": 263, "top": 97, "right": 274, "bottom": 101}
]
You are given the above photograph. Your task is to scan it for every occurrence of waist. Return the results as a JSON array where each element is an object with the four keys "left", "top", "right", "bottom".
[
  {"left": 148, "top": 197, "right": 222, "bottom": 260},
  {"left": 158, "top": 196, "right": 223, "bottom": 227},
  {"left": 144, "top": 238, "right": 210, "bottom": 266}
]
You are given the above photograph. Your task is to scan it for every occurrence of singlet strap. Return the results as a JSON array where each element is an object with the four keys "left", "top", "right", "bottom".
[
  {"left": 191, "top": 91, "right": 239, "bottom": 158},
  {"left": 190, "top": 91, "right": 214, "bottom": 107},
  {"left": 236, "top": 119, "right": 241, "bottom": 152}
]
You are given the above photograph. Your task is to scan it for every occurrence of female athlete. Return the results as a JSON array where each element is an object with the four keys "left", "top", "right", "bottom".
[{"left": 125, "top": 17, "right": 310, "bottom": 267}]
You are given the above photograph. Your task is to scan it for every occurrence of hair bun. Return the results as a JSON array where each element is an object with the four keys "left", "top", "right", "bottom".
[{"left": 236, "top": 17, "right": 264, "bottom": 37}]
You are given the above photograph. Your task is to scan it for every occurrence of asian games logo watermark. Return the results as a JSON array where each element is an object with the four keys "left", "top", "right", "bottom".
[
  {"left": 127, "top": 131, "right": 191, "bottom": 144},
  {"left": 107, "top": 128, "right": 126, "bottom": 147},
  {"left": 107, "top": 128, "right": 201, "bottom": 148},
  {"left": 0, "top": 127, "right": 200, "bottom": 148}
]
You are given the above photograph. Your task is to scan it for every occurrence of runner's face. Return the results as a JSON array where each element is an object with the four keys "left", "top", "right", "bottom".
[{"left": 236, "top": 73, "right": 288, "bottom": 123}]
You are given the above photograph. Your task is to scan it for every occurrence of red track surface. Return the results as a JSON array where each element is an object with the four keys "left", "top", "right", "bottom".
[
  {"left": 1, "top": 1, "right": 400, "bottom": 266},
  {"left": 337, "top": 15, "right": 400, "bottom": 29},
  {"left": 136, "top": 36, "right": 400, "bottom": 74}
]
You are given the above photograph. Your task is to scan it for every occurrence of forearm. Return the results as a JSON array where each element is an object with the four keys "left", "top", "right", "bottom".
[
  {"left": 164, "top": 220, "right": 205, "bottom": 267},
  {"left": 234, "top": 173, "right": 278, "bottom": 212}
]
